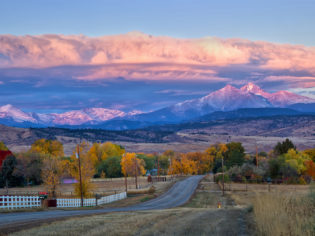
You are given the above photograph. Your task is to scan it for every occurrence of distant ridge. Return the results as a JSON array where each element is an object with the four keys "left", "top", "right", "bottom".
[{"left": 0, "top": 83, "right": 314, "bottom": 129}]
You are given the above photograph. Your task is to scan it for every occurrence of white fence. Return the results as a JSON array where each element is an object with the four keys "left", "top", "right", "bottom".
[
  {"left": 98, "top": 192, "right": 127, "bottom": 205},
  {"left": 0, "top": 195, "right": 41, "bottom": 209},
  {"left": 56, "top": 192, "right": 127, "bottom": 208},
  {"left": 0, "top": 192, "right": 127, "bottom": 210},
  {"left": 57, "top": 198, "right": 96, "bottom": 208}
]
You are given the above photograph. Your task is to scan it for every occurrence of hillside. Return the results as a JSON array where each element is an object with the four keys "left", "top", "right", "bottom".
[{"left": 1, "top": 115, "right": 314, "bottom": 154}]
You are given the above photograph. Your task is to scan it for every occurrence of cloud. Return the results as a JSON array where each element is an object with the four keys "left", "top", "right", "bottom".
[
  {"left": 0, "top": 32, "right": 314, "bottom": 86},
  {"left": 289, "top": 87, "right": 315, "bottom": 99},
  {"left": 262, "top": 76, "right": 315, "bottom": 88},
  {"left": 156, "top": 89, "right": 208, "bottom": 96}
]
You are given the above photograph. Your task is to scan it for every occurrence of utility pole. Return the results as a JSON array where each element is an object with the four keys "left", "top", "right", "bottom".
[
  {"left": 134, "top": 155, "right": 138, "bottom": 189},
  {"left": 123, "top": 154, "right": 127, "bottom": 192},
  {"left": 76, "top": 144, "right": 84, "bottom": 207},
  {"left": 256, "top": 143, "right": 259, "bottom": 167},
  {"left": 157, "top": 155, "right": 160, "bottom": 181},
  {"left": 221, "top": 156, "right": 225, "bottom": 196}
]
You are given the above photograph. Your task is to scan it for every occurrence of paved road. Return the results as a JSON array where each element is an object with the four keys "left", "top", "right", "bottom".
[{"left": 0, "top": 175, "right": 203, "bottom": 229}]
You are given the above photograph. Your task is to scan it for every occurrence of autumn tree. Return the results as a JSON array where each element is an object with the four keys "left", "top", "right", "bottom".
[
  {"left": 41, "top": 154, "right": 64, "bottom": 198},
  {"left": 0, "top": 141, "right": 8, "bottom": 151},
  {"left": 30, "top": 139, "right": 64, "bottom": 157},
  {"left": 303, "top": 148, "right": 315, "bottom": 162},
  {"left": 121, "top": 153, "right": 145, "bottom": 189},
  {"left": 206, "top": 143, "right": 228, "bottom": 173},
  {"left": 70, "top": 142, "right": 95, "bottom": 197},
  {"left": 88, "top": 142, "right": 125, "bottom": 165}
]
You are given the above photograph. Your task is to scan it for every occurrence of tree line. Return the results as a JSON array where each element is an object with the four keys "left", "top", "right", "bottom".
[{"left": 0, "top": 138, "right": 314, "bottom": 197}]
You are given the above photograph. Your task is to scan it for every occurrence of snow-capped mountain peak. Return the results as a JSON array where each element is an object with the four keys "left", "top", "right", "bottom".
[
  {"left": 0, "top": 104, "right": 37, "bottom": 123},
  {"left": 240, "top": 82, "right": 270, "bottom": 97}
]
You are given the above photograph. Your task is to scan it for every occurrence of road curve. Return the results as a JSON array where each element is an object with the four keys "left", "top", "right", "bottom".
[{"left": 0, "top": 175, "right": 204, "bottom": 228}]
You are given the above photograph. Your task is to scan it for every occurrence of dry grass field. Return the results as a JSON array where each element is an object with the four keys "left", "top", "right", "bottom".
[
  {"left": 225, "top": 183, "right": 315, "bottom": 236},
  {"left": 0, "top": 177, "right": 153, "bottom": 197},
  {"left": 5, "top": 176, "right": 315, "bottom": 236}
]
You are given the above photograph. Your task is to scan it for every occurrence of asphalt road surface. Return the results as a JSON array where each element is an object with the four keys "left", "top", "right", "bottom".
[{"left": 0, "top": 175, "right": 204, "bottom": 230}]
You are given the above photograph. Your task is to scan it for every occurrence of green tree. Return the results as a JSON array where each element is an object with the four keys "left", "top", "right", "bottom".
[
  {"left": 137, "top": 154, "right": 155, "bottom": 170},
  {"left": 14, "top": 152, "right": 43, "bottom": 185},
  {"left": 225, "top": 142, "right": 246, "bottom": 168},
  {"left": 274, "top": 138, "right": 296, "bottom": 156},
  {"left": 0, "top": 155, "right": 23, "bottom": 188},
  {"left": 97, "top": 156, "right": 122, "bottom": 178}
]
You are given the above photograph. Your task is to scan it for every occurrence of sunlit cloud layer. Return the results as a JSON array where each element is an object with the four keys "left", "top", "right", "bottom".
[{"left": 0, "top": 32, "right": 315, "bottom": 87}]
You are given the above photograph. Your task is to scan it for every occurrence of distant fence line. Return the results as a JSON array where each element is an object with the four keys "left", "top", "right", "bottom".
[{"left": 0, "top": 192, "right": 127, "bottom": 210}]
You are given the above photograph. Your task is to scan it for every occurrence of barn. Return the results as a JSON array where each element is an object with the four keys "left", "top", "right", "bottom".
[{"left": 0, "top": 150, "right": 13, "bottom": 169}]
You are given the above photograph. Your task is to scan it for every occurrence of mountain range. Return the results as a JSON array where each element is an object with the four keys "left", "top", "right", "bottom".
[{"left": 0, "top": 83, "right": 314, "bottom": 129}]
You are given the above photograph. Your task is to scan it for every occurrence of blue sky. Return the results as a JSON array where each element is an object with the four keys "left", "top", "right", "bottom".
[
  {"left": 0, "top": 0, "right": 314, "bottom": 113},
  {"left": 1, "top": 0, "right": 315, "bottom": 45}
]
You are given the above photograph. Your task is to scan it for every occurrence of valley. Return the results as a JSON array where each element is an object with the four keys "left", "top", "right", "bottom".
[{"left": 2, "top": 114, "right": 314, "bottom": 155}]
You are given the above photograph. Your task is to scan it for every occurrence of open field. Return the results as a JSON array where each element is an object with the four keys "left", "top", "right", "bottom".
[
  {"left": 2, "top": 176, "right": 315, "bottom": 235},
  {"left": 8, "top": 134, "right": 315, "bottom": 156},
  {"left": 0, "top": 177, "right": 161, "bottom": 197}
]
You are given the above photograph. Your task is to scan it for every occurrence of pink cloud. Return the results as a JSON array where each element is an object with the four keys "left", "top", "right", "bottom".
[{"left": 0, "top": 32, "right": 315, "bottom": 85}]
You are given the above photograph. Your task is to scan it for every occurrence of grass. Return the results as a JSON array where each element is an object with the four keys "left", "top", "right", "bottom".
[
  {"left": 252, "top": 192, "right": 315, "bottom": 236},
  {"left": 228, "top": 183, "right": 315, "bottom": 236},
  {"left": 9, "top": 208, "right": 246, "bottom": 236},
  {"left": 0, "top": 177, "right": 151, "bottom": 197}
]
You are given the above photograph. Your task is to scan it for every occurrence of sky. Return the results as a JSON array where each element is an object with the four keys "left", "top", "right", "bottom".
[{"left": 0, "top": 0, "right": 315, "bottom": 113}]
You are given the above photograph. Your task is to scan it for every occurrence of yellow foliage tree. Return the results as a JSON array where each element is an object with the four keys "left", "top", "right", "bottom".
[
  {"left": 70, "top": 142, "right": 95, "bottom": 197},
  {"left": 30, "top": 139, "right": 64, "bottom": 157},
  {"left": 121, "top": 153, "right": 145, "bottom": 189},
  {"left": 41, "top": 155, "right": 64, "bottom": 198},
  {"left": 88, "top": 142, "right": 125, "bottom": 166}
]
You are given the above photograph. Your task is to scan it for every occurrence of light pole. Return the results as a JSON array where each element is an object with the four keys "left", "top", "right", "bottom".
[{"left": 76, "top": 144, "right": 84, "bottom": 207}]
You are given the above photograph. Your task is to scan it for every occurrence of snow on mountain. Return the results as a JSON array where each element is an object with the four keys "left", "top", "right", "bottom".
[
  {"left": 52, "top": 108, "right": 126, "bottom": 125},
  {"left": 240, "top": 82, "right": 315, "bottom": 107},
  {"left": 0, "top": 83, "right": 314, "bottom": 127},
  {"left": 0, "top": 104, "right": 37, "bottom": 123},
  {"left": 267, "top": 90, "right": 315, "bottom": 107},
  {"left": 198, "top": 84, "right": 271, "bottom": 111},
  {"left": 172, "top": 84, "right": 271, "bottom": 114},
  {"left": 0, "top": 105, "right": 127, "bottom": 126},
  {"left": 240, "top": 82, "right": 270, "bottom": 98}
]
